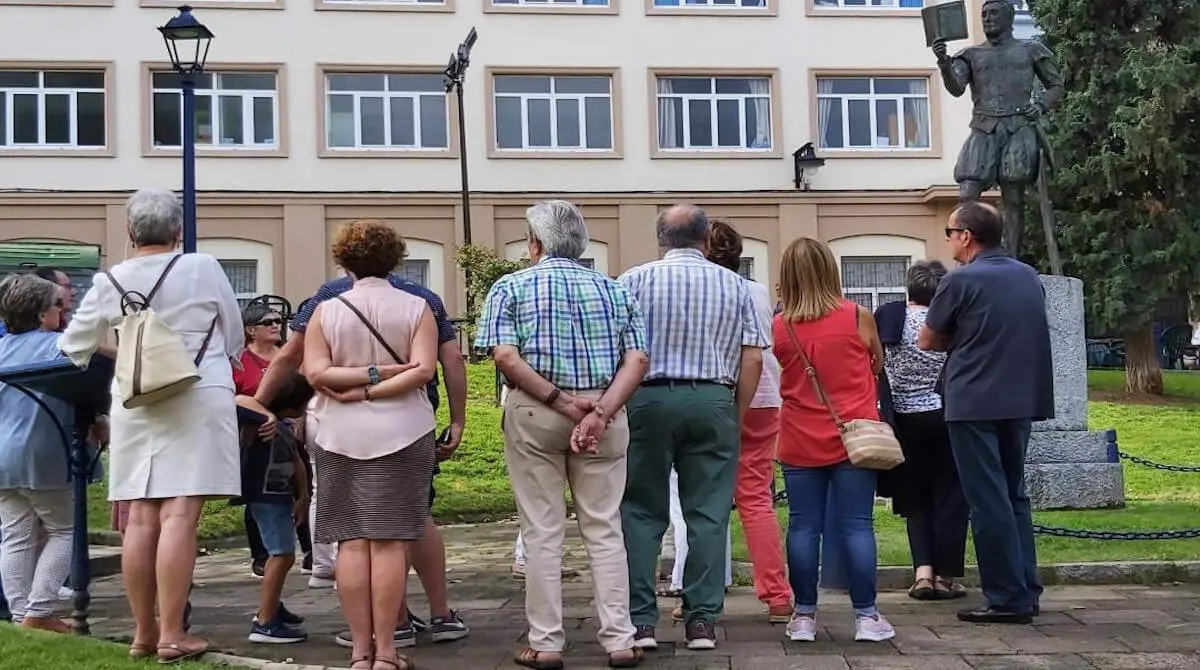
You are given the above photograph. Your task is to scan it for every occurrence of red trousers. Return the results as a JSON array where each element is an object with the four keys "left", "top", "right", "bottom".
[{"left": 735, "top": 407, "right": 790, "bottom": 608}]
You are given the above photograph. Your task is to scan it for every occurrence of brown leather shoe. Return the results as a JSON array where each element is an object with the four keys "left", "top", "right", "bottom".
[
  {"left": 21, "top": 615, "right": 71, "bottom": 634},
  {"left": 767, "top": 604, "right": 793, "bottom": 624}
]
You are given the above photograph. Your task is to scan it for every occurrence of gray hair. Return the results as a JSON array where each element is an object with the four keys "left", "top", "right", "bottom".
[
  {"left": 126, "top": 189, "right": 183, "bottom": 247},
  {"left": 526, "top": 200, "right": 589, "bottom": 260},
  {"left": 656, "top": 204, "right": 709, "bottom": 250},
  {"left": 906, "top": 259, "right": 948, "bottom": 306},
  {"left": 0, "top": 274, "right": 59, "bottom": 334}
]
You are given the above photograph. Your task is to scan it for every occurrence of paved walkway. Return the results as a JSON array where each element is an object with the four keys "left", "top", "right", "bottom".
[{"left": 85, "top": 522, "right": 1200, "bottom": 669}]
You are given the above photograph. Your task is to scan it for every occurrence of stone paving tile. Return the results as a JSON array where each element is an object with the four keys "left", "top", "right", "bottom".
[{"left": 75, "top": 522, "right": 1200, "bottom": 670}]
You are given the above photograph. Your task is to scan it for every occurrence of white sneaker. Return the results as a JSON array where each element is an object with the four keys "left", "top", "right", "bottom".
[
  {"left": 854, "top": 613, "right": 896, "bottom": 642},
  {"left": 307, "top": 575, "right": 335, "bottom": 589},
  {"left": 57, "top": 586, "right": 73, "bottom": 601},
  {"left": 786, "top": 614, "right": 817, "bottom": 642}
]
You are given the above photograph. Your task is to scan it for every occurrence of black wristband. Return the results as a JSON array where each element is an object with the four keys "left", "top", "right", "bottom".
[{"left": 544, "top": 387, "right": 562, "bottom": 406}]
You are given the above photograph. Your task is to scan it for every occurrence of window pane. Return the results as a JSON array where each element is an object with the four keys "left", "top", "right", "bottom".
[
  {"left": 13, "top": 94, "right": 38, "bottom": 143},
  {"left": 745, "top": 98, "right": 770, "bottom": 149},
  {"left": 527, "top": 98, "right": 552, "bottom": 147},
  {"left": 388, "top": 74, "right": 444, "bottom": 93},
  {"left": 554, "top": 76, "right": 608, "bottom": 95},
  {"left": 827, "top": 78, "right": 870, "bottom": 95},
  {"left": 218, "top": 96, "right": 243, "bottom": 145},
  {"left": 716, "top": 98, "right": 740, "bottom": 147},
  {"left": 555, "top": 97, "right": 580, "bottom": 147},
  {"left": 76, "top": 92, "right": 105, "bottom": 146},
  {"left": 714, "top": 77, "right": 753, "bottom": 94},
  {"left": 419, "top": 95, "right": 448, "bottom": 148},
  {"left": 0, "top": 94, "right": 5, "bottom": 145},
  {"left": 195, "top": 95, "right": 213, "bottom": 143},
  {"left": 842, "top": 257, "right": 907, "bottom": 288},
  {"left": 219, "top": 73, "right": 275, "bottom": 90},
  {"left": 398, "top": 259, "right": 429, "bottom": 287},
  {"left": 390, "top": 96, "right": 415, "bottom": 146},
  {"left": 43, "top": 71, "right": 103, "bottom": 88},
  {"left": 252, "top": 97, "right": 274, "bottom": 144},
  {"left": 662, "top": 77, "right": 711, "bottom": 95},
  {"left": 494, "top": 76, "right": 552, "bottom": 94},
  {"left": 44, "top": 94, "right": 70, "bottom": 144},
  {"left": 874, "top": 77, "right": 925, "bottom": 95},
  {"left": 152, "top": 92, "right": 181, "bottom": 146},
  {"left": 495, "top": 96, "right": 523, "bottom": 149},
  {"left": 360, "top": 97, "right": 385, "bottom": 145},
  {"left": 904, "top": 97, "right": 931, "bottom": 148},
  {"left": 219, "top": 260, "right": 258, "bottom": 301},
  {"left": 328, "top": 94, "right": 355, "bottom": 147},
  {"left": 875, "top": 98, "right": 899, "bottom": 147},
  {"left": 152, "top": 72, "right": 185, "bottom": 89},
  {"left": 687, "top": 99, "right": 712, "bottom": 147},
  {"left": 0, "top": 71, "right": 38, "bottom": 88},
  {"left": 328, "top": 74, "right": 385, "bottom": 91},
  {"left": 820, "top": 99, "right": 843, "bottom": 148},
  {"left": 738, "top": 258, "right": 753, "bottom": 280},
  {"left": 584, "top": 96, "right": 611, "bottom": 149},
  {"left": 848, "top": 99, "right": 871, "bottom": 147},
  {"left": 658, "top": 97, "right": 684, "bottom": 149}
]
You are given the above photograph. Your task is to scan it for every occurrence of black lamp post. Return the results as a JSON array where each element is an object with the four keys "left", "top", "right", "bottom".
[
  {"left": 792, "top": 142, "right": 826, "bottom": 191},
  {"left": 444, "top": 28, "right": 478, "bottom": 317},
  {"left": 158, "top": 5, "right": 213, "bottom": 254}
]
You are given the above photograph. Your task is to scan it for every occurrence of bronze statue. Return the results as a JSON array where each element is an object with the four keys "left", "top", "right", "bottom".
[{"left": 932, "top": 0, "right": 1065, "bottom": 271}]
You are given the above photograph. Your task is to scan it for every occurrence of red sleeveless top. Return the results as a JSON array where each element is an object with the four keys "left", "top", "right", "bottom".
[{"left": 773, "top": 299, "right": 879, "bottom": 468}]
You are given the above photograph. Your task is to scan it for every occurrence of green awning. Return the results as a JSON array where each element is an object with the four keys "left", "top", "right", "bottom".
[{"left": 0, "top": 241, "right": 101, "bottom": 269}]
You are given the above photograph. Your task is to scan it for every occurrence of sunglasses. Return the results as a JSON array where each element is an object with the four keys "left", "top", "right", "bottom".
[
  {"left": 257, "top": 318, "right": 283, "bottom": 327},
  {"left": 944, "top": 226, "right": 970, "bottom": 238}
]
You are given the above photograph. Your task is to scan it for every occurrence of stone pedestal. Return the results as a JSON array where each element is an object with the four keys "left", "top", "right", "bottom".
[{"left": 1027, "top": 275, "right": 1125, "bottom": 509}]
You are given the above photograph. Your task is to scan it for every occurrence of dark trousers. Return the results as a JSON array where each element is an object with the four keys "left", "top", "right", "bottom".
[
  {"left": 946, "top": 419, "right": 1042, "bottom": 612},
  {"left": 895, "top": 410, "right": 969, "bottom": 577},
  {"left": 246, "top": 507, "right": 267, "bottom": 563}
]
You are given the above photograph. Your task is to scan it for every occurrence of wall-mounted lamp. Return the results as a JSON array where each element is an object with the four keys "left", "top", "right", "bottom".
[{"left": 792, "top": 142, "right": 825, "bottom": 191}]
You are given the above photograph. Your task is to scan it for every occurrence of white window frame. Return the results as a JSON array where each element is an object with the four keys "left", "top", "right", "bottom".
[
  {"left": 493, "top": 0, "right": 609, "bottom": 5},
  {"left": 652, "top": 0, "right": 768, "bottom": 8},
  {"left": 150, "top": 71, "right": 279, "bottom": 150},
  {"left": 324, "top": 72, "right": 449, "bottom": 152},
  {"left": 812, "top": 0, "right": 923, "bottom": 8},
  {"left": 324, "top": 0, "right": 445, "bottom": 4},
  {"left": 841, "top": 256, "right": 909, "bottom": 312},
  {"left": 0, "top": 70, "right": 106, "bottom": 149},
  {"left": 493, "top": 75, "right": 614, "bottom": 152},
  {"left": 656, "top": 75, "right": 773, "bottom": 152},
  {"left": 816, "top": 76, "right": 932, "bottom": 152}
]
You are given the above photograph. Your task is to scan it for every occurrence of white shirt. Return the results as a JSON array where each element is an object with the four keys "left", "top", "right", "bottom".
[{"left": 748, "top": 281, "right": 781, "bottom": 408}]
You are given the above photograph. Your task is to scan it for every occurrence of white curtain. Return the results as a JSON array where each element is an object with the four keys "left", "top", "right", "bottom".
[
  {"left": 748, "top": 79, "right": 771, "bottom": 148},
  {"left": 904, "top": 79, "right": 931, "bottom": 148},
  {"left": 657, "top": 79, "right": 679, "bottom": 149},
  {"left": 817, "top": 79, "right": 835, "bottom": 148}
]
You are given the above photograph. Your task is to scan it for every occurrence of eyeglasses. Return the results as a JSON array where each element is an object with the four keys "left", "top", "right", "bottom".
[
  {"left": 257, "top": 318, "right": 283, "bottom": 327},
  {"left": 944, "top": 227, "right": 969, "bottom": 238},
  {"left": 54, "top": 299, "right": 65, "bottom": 309}
]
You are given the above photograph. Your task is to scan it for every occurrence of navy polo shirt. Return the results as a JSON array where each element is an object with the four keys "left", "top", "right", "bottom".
[{"left": 925, "top": 248, "right": 1055, "bottom": 423}]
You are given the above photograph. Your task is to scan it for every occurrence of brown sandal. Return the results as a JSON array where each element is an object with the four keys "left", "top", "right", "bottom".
[
  {"left": 156, "top": 640, "right": 209, "bottom": 665},
  {"left": 374, "top": 656, "right": 415, "bottom": 670},
  {"left": 514, "top": 647, "right": 565, "bottom": 670},
  {"left": 350, "top": 656, "right": 373, "bottom": 670},
  {"left": 129, "top": 643, "right": 156, "bottom": 659},
  {"left": 608, "top": 647, "right": 644, "bottom": 668},
  {"left": 908, "top": 577, "right": 936, "bottom": 601}
]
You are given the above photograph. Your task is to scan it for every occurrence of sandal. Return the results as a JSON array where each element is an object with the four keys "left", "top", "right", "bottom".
[
  {"left": 608, "top": 647, "right": 644, "bottom": 668},
  {"left": 374, "top": 656, "right": 415, "bottom": 670},
  {"left": 350, "top": 655, "right": 373, "bottom": 670},
  {"left": 156, "top": 640, "right": 209, "bottom": 665},
  {"left": 129, "top": 643, "right": 156, "bottom": 659},
  {"left": 514, "top": 647, "right": 565, "bottom": 670},
  {"left": 655, "top": 586, "right": 682, "bottom": 598},
  {"left": 935, "top": 577, "right": 967, "bottom": 600},
  {"left": 908, "top": 577, "right": 936, "bottom": 601}
]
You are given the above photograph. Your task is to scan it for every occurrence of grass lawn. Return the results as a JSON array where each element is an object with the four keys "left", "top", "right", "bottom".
[{"left": 0, "top": 625, "right": 220, "bottom": 669}]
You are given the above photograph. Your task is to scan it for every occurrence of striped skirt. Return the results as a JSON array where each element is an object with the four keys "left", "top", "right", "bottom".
[{"left": 312, "top": 431, "right": 436, "bottom": 543}]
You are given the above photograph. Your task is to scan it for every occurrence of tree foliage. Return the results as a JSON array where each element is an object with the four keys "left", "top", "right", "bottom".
[
  {"left": 455, "top": 244, "right": 527, "bottom": 346},
  {"left": 1029, "top": 0, "right": 1200, "bottom": 392}
]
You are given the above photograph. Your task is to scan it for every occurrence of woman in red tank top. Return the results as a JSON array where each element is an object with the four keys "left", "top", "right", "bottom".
[{"left": 771, "top": 238, "right": 894, "bottom": 644}]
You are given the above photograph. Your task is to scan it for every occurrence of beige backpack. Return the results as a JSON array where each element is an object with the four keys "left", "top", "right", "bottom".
[{"left": 105, "top": 255, "right": 216, "bottom": 409}]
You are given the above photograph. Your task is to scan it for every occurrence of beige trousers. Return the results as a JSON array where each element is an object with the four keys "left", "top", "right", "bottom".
[{"left": 504, "top": 388, "right": 636, "bottom": 653}]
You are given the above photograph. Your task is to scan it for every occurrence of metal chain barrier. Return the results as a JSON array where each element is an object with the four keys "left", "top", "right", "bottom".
[{"left": 1118, "top": 451, "right": 1200, "bottom": 473}]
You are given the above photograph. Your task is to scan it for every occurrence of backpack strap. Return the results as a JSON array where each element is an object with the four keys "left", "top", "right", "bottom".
[
  {"left": 104, "top": 254, "right": 183, "bottom": 315},
  {"left": 193, "top": 318, "right": 217, "bottom": 367},
  {"left": 145, "top": 254, "right": 184, "bottom": 304},
  {"left": 334, "top": 295, "right": 406, "bottom": 365}
]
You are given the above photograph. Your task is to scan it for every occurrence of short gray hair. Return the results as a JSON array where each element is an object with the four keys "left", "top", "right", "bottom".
[
  {"left": 906, "top": 259, "right": 948, "bottom": 306},
  {"left": 0, "top": 274, "right": 59, "bottom": 334},
  {"left": 656, "top": 204, "right": 709, "bottom": 250},
  {"left": 126, "top": 189, "right": 183, "bottom": 247},
  {"left": 526, "top": 200, "right": 589, "bottom": 260}
]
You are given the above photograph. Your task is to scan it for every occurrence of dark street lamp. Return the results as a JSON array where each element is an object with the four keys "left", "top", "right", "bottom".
[
  {"left": 444, "top": 28, "right": 478, "bottom": 314},
  {"left": 158, "top": 5, "right": 214, "bottom": 254},
  {"left": 792, "top": 142, "right": 826, "bottom": 191}
]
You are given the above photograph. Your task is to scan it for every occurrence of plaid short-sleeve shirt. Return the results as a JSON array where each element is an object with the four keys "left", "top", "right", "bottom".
[{"left": 474, "top": 257, "right": 647, "bottom": 390}]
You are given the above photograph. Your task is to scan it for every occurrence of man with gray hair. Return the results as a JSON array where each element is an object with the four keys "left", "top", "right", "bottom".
[
  {"left": 617, "top": 204, "right": 766, "bottom": 651},
  {"left": 476, "top": 200, "right": 649, "bottom": 669}
]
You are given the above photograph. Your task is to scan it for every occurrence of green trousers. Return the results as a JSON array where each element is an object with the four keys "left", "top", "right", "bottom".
[{"left": 622, "top": 382, "right": 740, "bottom": 627}]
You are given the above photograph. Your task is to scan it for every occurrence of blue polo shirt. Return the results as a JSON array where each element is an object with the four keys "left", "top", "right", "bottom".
[
  {"left": 290, "top": 274, "right": 456, "bottom": 411},
  {"left": 925, "top": 248, "right": 1055, "bottom": 423}
]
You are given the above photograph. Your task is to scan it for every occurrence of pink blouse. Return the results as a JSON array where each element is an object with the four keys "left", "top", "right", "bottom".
[{"left": 310, "top": 278, "right": 434, "bottom": 460}]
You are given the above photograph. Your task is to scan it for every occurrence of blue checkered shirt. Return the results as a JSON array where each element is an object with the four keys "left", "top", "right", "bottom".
[
  {"left": 618, "top": 248, "right": 768, "bottom": 386},
  {"left": 474, "top": 257, "right": 647, "bottom": 390},
  {"left": 290, "top": 273, "right": 456, "bottom": 410}
]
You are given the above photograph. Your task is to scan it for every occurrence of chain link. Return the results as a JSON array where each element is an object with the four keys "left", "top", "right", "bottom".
[
  {"left": 1118, "top": 451, "right": 1200, "bottom": 473},
  {"left": 1032, "top": 524, "right": 1200, "bottom": 540}
]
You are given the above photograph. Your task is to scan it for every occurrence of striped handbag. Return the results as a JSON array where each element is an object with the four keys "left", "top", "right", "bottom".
[{"left": 783, "top": 321, "right": 905, "bottom": 471}]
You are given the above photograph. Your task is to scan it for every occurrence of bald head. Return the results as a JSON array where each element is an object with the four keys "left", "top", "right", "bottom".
[
  {"left": 656, "top": 204, "right": 710, "bottom": 250},
  {"left": 950, "top": 201, "right": 1003, "bottom": 248}
]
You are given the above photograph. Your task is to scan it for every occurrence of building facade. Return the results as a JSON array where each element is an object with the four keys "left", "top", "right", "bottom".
[{"left": 0, "top": 0, "right": 995, "bottom": 315}]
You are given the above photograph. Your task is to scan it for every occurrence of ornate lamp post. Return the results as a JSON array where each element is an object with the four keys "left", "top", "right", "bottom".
[
  {"left": 443, "top": 28, "right": 478, "bottom": 315},
  {"left": 158, "top": 6, "right": 213, "bottom": 254}
]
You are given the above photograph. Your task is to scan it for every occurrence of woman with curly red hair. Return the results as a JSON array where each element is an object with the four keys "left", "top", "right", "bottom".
[{"left": 304, "top": 219, "right": 439, "bottom": 670}]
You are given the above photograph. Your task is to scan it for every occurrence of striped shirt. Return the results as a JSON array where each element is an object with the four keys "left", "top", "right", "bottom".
[
  {"left": 619, "top": 248, "right": 768, "bottom": 386},
  {"left": 474, "top": 257, "right": 647, "bottom": 390}
]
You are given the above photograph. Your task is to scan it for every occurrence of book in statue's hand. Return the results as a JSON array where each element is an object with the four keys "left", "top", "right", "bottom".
[{"left": 922, "top": 0, "right": 970, "bottom": 46}]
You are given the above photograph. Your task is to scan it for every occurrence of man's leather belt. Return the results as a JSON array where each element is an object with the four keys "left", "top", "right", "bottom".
[{"left": 641, "top": 378, "right": 734, "bottom": 390}]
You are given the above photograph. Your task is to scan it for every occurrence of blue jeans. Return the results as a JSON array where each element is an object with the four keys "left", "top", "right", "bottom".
[
  {"left": 783, "top": 461, "right": 878, "bottom": 615},
  {"left": 946, "top": 419, "right": 1042, "bottom": 613},
  {"left": 249, "top": 503, "right": 297, "bottom": 557}
]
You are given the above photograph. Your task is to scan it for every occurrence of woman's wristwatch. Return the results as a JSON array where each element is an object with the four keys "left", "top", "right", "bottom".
[{"left": 367, "top": 364, "right": 381, "bottom": 386}]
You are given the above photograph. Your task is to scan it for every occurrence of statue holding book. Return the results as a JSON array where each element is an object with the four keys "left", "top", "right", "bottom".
[{"left": 926, "top": 0, "right": 1065, "bottom": 272}]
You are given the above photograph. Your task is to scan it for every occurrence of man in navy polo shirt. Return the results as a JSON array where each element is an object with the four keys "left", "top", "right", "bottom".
[
  {"left": 255, "top": 265, "right": 470, "bottom": 647},
  {"left": 919, "top": 201, "right": 1053, "bottom": 625}
]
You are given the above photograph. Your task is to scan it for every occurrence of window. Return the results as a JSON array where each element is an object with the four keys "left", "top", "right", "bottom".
[
  {"left": 325, "top": 72, "right": 449, "bottom": 151},
  {"left": 578, "top": 258, "right": 596, "bottom": 270},
  {"left": 653, "top": 0, "right": 766, "bottom": 7},
  {"left": 737, "top": 257, "right": 753, "bottom": 281},
  {"left": 813, "top": 0, "right": 922, "bottom": 7},
  {"left": 656, "top": 76, "right": 772, "bottom": 151},
  {"left": 493, "top": 0, "right": 608, "bottom": 5},
  {"left": 151, "top": 71, "right": 278, "bottom": 150},
  {"left": 493, "top": 75, "right": 613, "bottom": 152},
  {"left": 324, "top": 0, "right": 445, "bottom": 4},
  {"left": 0, "top": 70, "right": 105, "bottom": 149},
  {"left": 841, "top": 256, "right": 907, "bottom": 312},
  {"left": 397, "top": 259, "right": 429, "bottom": 287},
  {"left": 219, "top": 259, "right": 259, "bottom": 307},
  {"left": 816, "top": 76, "right": 932, "bottom": 151}
]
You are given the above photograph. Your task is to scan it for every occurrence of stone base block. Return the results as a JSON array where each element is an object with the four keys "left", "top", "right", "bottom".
[
  {"left": 1026, "top": 462, "right": 1125, "bottom": 510},
  {"left": 1027, "top": 429, "right": 1117, "bottom": 464}
]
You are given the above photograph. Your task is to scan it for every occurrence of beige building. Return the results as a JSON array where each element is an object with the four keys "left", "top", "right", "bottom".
[{"left": 0, "top": 0, "right": 991, "bottom": 315}]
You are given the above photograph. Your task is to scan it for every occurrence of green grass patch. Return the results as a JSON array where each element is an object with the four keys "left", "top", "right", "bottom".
[
  {"left": 0, "top": 625, "right": 221, "bottom": 668},
  {"left": 1088, "top": 369, "right": 1200, "bottom": 400}
]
